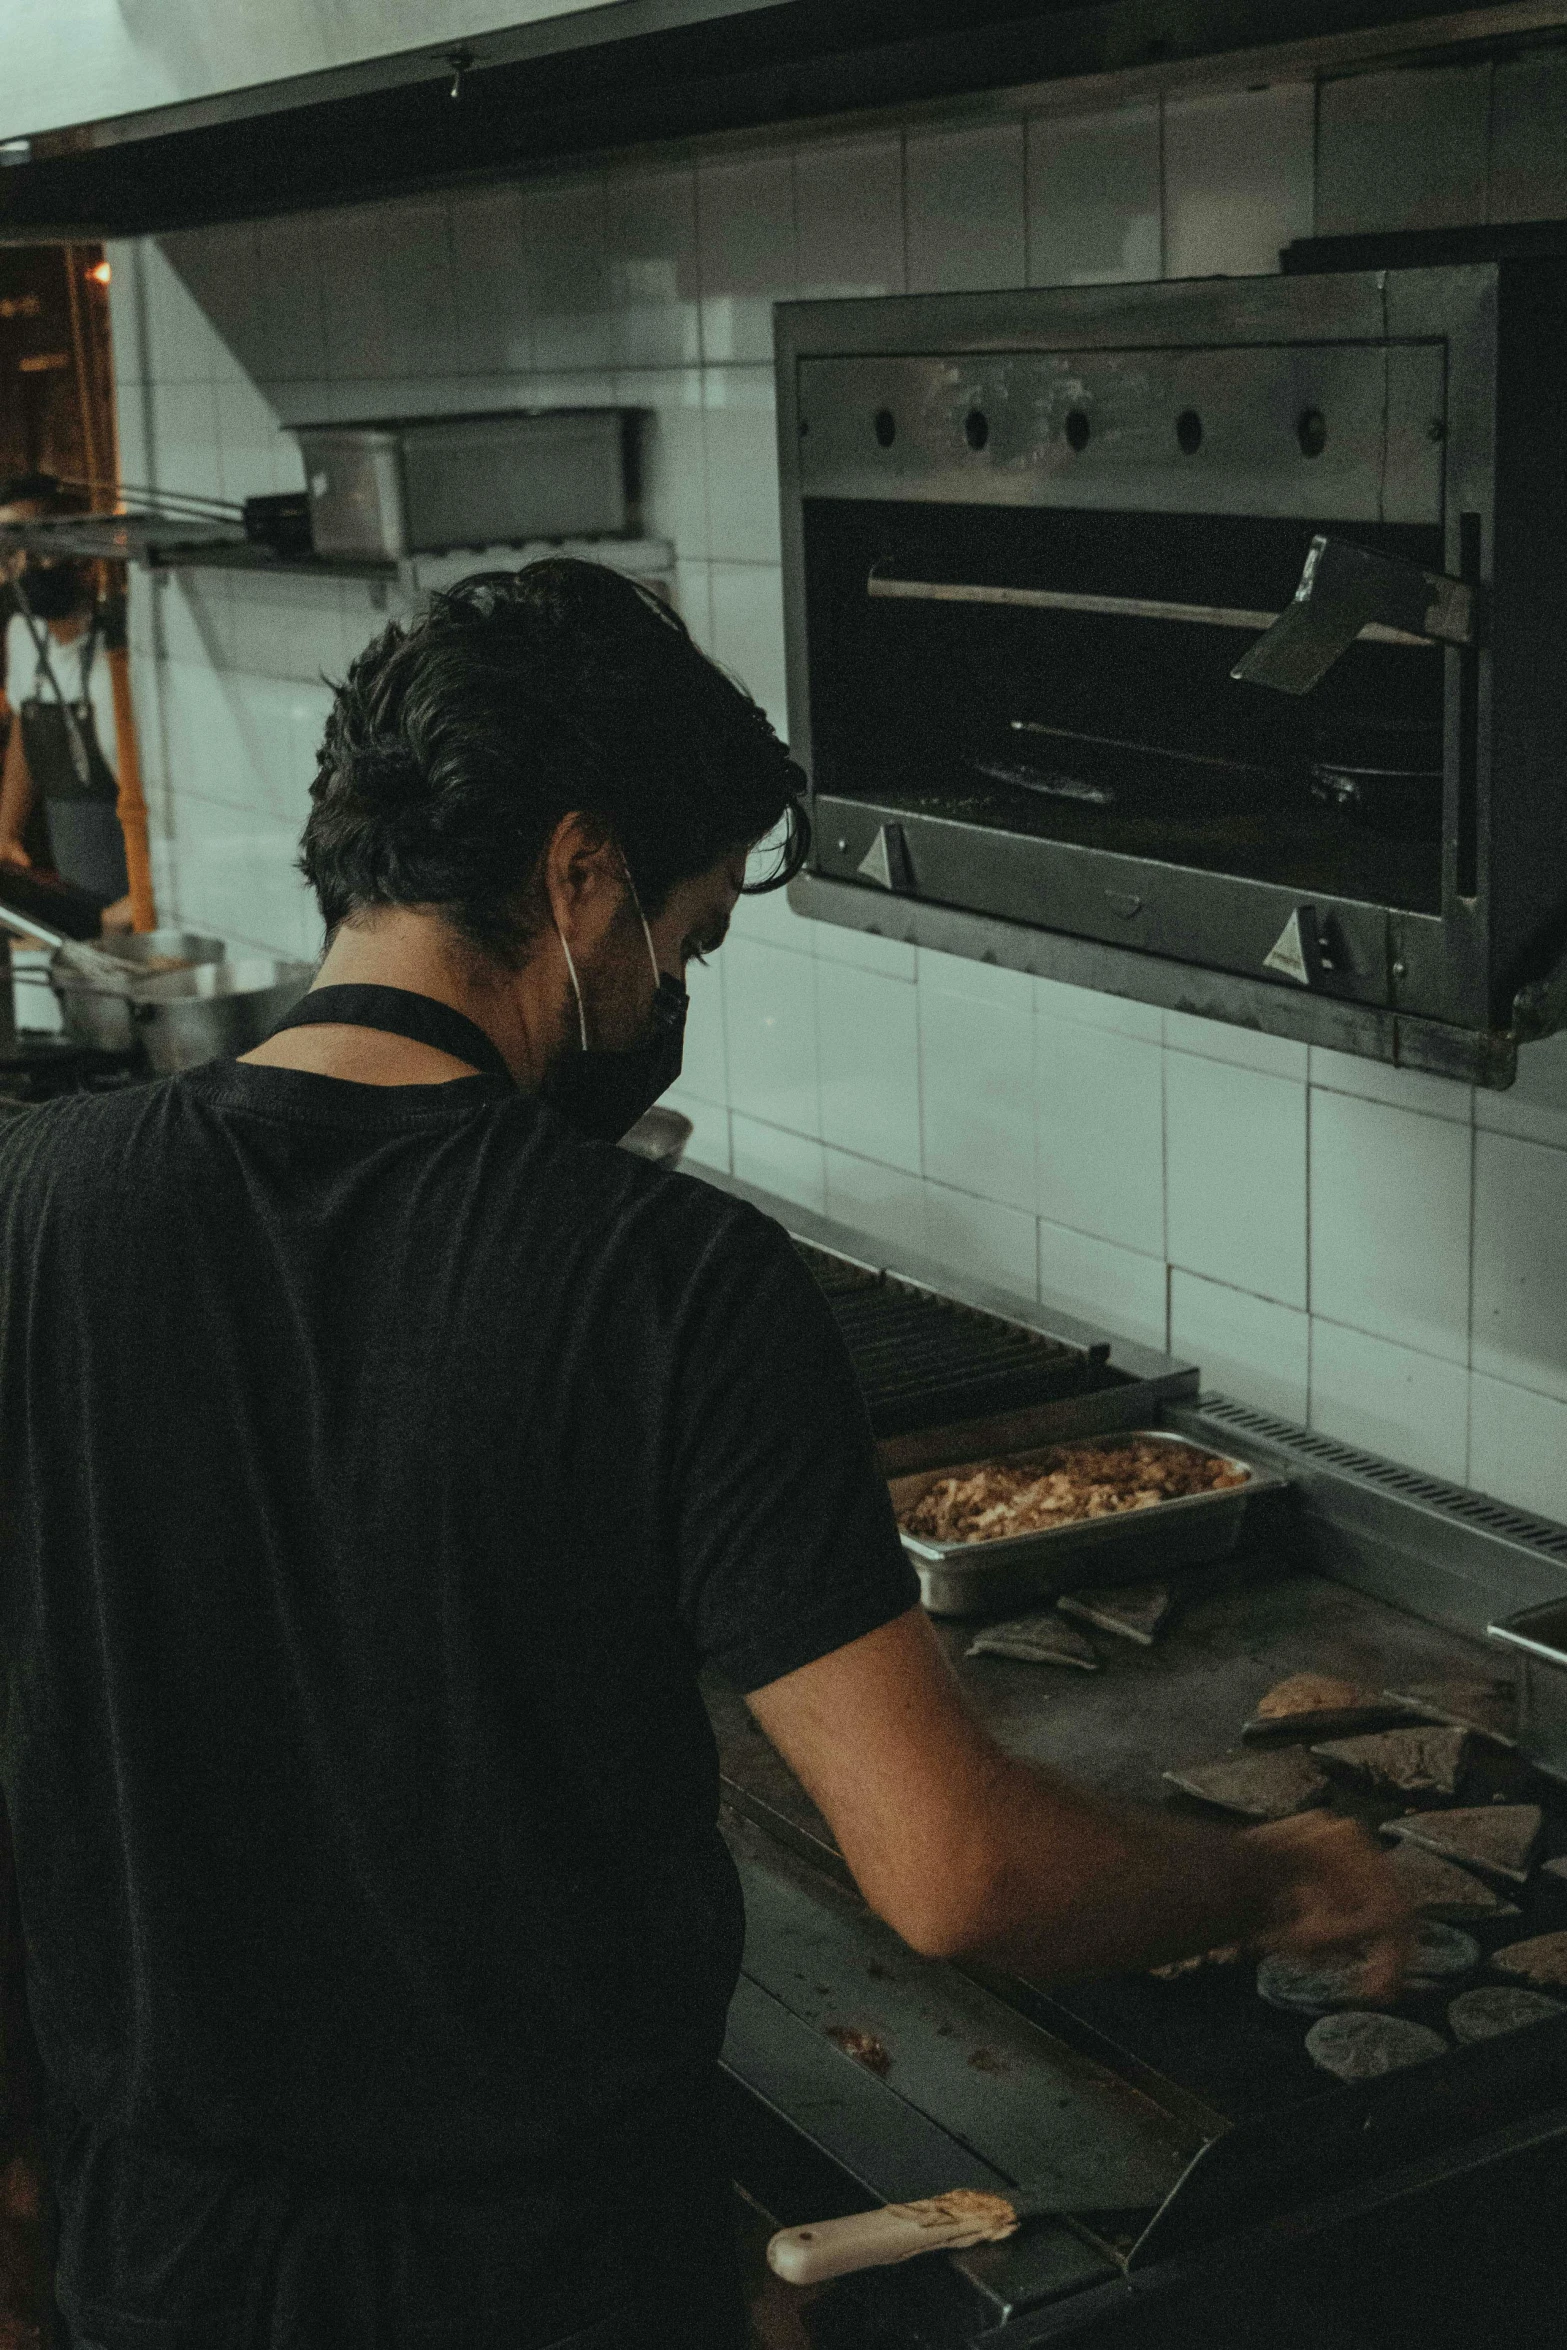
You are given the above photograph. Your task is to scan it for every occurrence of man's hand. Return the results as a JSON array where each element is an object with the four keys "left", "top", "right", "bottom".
[
  {"left": 0, "top": 840, "right": 30, "bottom": 871},
  {"left": 99, "top": 893, "right": 135, "bottom": 934},
  {"left": 1247, "top": 1812, "right": 1415, "bottom": 2002}
]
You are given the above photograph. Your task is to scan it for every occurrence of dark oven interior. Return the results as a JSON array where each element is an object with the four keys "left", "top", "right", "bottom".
[{"left": 804, "top": 498, "right": 1449, "bottom": 917}]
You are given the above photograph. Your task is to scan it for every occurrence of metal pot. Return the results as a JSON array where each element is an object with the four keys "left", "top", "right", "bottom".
[
  {"left": 49, "top": 928, "right": 226, "bottom": 1053},
  {"left": 126, "top": 958, "right": 315, "bottom": 1074},
  {"left": 619, "top": 1106, "right": 693, "bottom": 1166},
  {"left": 1307, "top": 710, "right": 1444, "bottom": 839}
]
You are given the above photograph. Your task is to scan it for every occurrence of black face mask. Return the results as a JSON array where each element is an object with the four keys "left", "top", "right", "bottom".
[
  {"left": 20, "top": 563, "right": 87, "bottom": 622},
  {"left": 538, "top": 876, "right": 688, "bottom": 1144}
]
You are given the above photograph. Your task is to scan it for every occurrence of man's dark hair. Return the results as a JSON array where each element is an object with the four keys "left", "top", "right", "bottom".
[{"left": 300, "top": 559, "right": 811, "bottom": 961}]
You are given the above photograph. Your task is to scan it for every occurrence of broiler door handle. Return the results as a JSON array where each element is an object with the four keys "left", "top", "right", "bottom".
[{"left": 1231, "top": 535, "right": 1477, "bottom": 696}]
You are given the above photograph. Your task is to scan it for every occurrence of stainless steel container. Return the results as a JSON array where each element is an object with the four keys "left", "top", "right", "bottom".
[
  {"left": 50, "top": 928, "right": 226, "bottom": 1052},
  {"left": 295, "top": 410, "right": 635, "bottom": 559},
  {"left": 128, "top": 958, "right": 315, "bottom": 1074},
  {"left": 619, "top": 1107, "right": 692, "bottom": 1167},
  {"left": 891, "top": 1430, "right": 1288, "bottom": 1617},
  {"left": 1487, "top": 1598, "right": 1567, "bottom": 1785}
]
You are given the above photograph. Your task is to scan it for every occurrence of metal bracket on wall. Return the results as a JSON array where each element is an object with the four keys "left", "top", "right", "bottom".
[{"left": 789, "top": 871, "right": 1524, "bottom": 1090}]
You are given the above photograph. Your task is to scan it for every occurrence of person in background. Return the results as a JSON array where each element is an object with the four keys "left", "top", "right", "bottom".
[{"left": 0, "top": 472, "right": 133, "bottom": 932}]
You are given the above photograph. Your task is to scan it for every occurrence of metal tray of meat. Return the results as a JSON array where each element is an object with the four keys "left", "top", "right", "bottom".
[{"left": 890, "top": 1430, "right": 1290, "bottom": 1617}]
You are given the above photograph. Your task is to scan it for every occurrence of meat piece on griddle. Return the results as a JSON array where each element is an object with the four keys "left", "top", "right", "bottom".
[
  {"left": 1310, "top": 1725, "right": 1471, "bottom": 1797},
  {"left": 1163, "top": 1748, "right": 1328, "bottom": 1821},
  {"left": 965, "top": 1612, "right": 1100, "bottom": 1671},
  {"left": 1383, "top": 1804, "right": 1542, "bottom": 1885},
  {"left": 1240, "top": 1672, "right": 1408, "bottom": 1745},
  {"left": 1382, "top": 1676, "right": 1516, "bottom": 1749},
  {"left": 1058, "top": 1583, "right": 1172, "bottom": 1646},
  {"left": 1385, "top": 1842, "right": 1519, "bottom": 1922}
]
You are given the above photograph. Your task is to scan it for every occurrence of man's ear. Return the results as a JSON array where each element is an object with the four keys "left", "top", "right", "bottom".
[{"left": 543, "top": 811, "right": 620, "bottom": 930}]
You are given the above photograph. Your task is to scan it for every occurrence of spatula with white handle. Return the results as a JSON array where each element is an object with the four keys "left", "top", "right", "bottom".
[{"left": 767, "top": 2188, "right": 1039, "bottom": 2286}]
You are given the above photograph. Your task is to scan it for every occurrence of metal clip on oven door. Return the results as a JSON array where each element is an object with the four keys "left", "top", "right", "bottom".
[
  {"left": 856, "top": 820, "right": 916, "bottom": 894},
  {"left": 1231, "top": 535, "right": 1476, "bottom": 696}
]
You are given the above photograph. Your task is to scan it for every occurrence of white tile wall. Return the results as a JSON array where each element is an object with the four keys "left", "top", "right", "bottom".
[
  {"left": 1161, "top": 84, "right": 1313, "bottom": 278},
  {"left": 1472, "top": 1131, "right": 1567, "bottom": 1404},
  {"left": 1039, "top": 1222, "right": 1167, "bottom": 1354},
  {"left": 919, "top": 972, "right": 1035, "bottom": 1211},
  {"left": 1316, "top": 62, "right": 1491, "bottom": 234},
  {"left": 906, "top": 123, "right": 1027, "bottom": 293},
  {"left": 1027, "top": 103, "right": 1161, "bottom": 285},
  {"left": 817, "top": 961, "right": 921, "bottom": 1172},
  {"left": 1309, "top": 1092, "right": 1471, "bottom": 1363},
  {"left": 1309, "top": 1319, "right": 1469, "bottom": 1484},
  {"left": 1169, "top": 1269, "right": 1310, "bottom": 1423},
  {"left": 1037, "top": 1019, "right": 1164, "bottom": 1255},
  {"left": 1165, "top": 1052, "right": 1307, "bottom": 1307},
  {"left": 114, "top": 46, "right": 1567, "bottom": 1526},
  {"left": 696, "top": 153, "right": 797, "bottom": 364},
  {"left": 796, "top": 135, "right": 906, "bottom": 299}
]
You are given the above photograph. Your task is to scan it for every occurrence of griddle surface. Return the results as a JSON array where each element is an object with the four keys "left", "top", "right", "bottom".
[{"left": 707, "top": 1549, "right": 1567, "bottom": 2128}]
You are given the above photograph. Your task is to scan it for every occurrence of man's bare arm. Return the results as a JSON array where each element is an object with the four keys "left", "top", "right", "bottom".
[
  {"left": 0, "top": 720, "right": 35, "bottom": 863},
  {"left": 747, "top": 1607, "right": 1410, "bottom": 1990}
]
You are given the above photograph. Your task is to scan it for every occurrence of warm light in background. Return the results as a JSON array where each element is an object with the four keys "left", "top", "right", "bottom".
[{"left": 87, "top": 260, "right": 111, "bottom": 286}]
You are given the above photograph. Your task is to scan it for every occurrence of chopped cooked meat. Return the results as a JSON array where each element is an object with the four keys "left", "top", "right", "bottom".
[{"left": 900, "top": 1439, "right": 1245, "bottom": 1546}]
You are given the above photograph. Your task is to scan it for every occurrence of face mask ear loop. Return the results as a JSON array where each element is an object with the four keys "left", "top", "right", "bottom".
[
  {"left": 558, "top": 928, "right": 590, "bottom": 1053},
  {"left": 622, "top": 860, "right": 663, "bottom": 992}
]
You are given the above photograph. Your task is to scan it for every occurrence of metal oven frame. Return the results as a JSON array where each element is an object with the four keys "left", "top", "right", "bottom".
[{"left": 774, "top": 265, "right": 1567, "bottom": 1088}]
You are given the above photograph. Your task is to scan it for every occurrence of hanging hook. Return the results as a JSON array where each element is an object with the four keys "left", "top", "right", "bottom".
[{"left": 446, "top": 46, "right": 475, "bottom": 100}]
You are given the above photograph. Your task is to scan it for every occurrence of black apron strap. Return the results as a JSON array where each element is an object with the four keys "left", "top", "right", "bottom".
[{"left": 265, "top": 984, "right": 515, "bottom": 1086}]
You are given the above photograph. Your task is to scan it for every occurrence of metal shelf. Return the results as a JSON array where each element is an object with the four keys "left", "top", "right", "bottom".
[
  {"left": 0, "top": 513, "right": 675, "bottom": 592},
  {"left": 154, "top": 535, "right": 676, "bottom": 594}
]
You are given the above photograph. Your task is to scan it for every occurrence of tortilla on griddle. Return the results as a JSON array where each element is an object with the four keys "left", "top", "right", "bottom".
[
  {"left": 1163, "top": 1748, "right": 1328, "bottom": 1821},
  {"left": 1309, "top": 1725, "right": 1470, "bottom": 1797},
  {"left": 1240, "top": 1673, "right": 1406, "bottom": 1746},
  {"left": 1383, "top": 1804, "right": 1541, "bottom": 1884},
  {"left": 1256, "top": 1950, "right": 1374, "bottom": 2014},
  {"left": 1448, "top": 1986, "right": 1566, "bottom": 2043},
  {"left": 1257, "top": 1923, "right": 1475, "bottom": 2015},
  {"left": 1304, "top": 2012, "right": 1446, "bottom": 2081},
  {"left": 1491, "top": 1930, "right": 1567, "bottom": 1989}
]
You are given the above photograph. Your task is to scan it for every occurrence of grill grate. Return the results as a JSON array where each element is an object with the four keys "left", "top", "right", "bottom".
[{"left": 795, "top": 1240, "right": 1110, "bottom": 1437}]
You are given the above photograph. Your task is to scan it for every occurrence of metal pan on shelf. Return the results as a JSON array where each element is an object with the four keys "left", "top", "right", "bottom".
[{"left": 891, "top": 1429, "right": 1290, "bottom": 1618}]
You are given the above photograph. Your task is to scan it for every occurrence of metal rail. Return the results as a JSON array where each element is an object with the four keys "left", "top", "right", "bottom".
[{"left": 866, "top": 573, "right": 1433, "bottom": 648}]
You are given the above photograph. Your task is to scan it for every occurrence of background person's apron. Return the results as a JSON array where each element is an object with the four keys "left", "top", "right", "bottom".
[{"left": 19, "top": 628, "right": 128, "bottom": 908}]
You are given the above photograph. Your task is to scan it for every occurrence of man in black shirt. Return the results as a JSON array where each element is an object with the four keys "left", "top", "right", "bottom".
[{"left": 0, "top": 562, "right": 1407, "bottom": 2350}]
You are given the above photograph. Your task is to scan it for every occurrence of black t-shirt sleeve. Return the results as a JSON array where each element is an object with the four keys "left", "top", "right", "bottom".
[{"left": 669, "top": 1208, "right": 919, "bottom": 1693}]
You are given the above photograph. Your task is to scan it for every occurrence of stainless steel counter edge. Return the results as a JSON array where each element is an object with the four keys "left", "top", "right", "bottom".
[{"left": 1170, "top": 1393, "right": 1567, "bottom": 1637}]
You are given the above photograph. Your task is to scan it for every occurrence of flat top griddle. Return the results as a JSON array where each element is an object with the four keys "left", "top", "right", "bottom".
[
  {"left": 709, "top": 1537, "right": 1567, "bottom": 2133},
  {"left": 796, "top": 1238, "right": 1114, "bottom": 1438}
]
